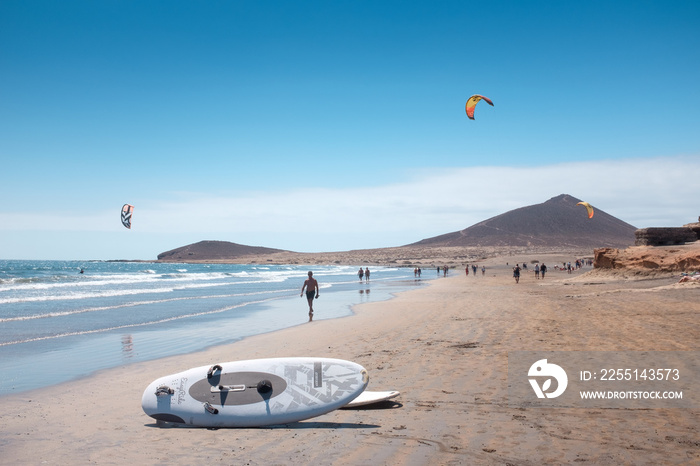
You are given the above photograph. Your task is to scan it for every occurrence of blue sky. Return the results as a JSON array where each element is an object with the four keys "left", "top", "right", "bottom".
[{"left": 1, "top": 0, "right": 699, "bottom": 260}]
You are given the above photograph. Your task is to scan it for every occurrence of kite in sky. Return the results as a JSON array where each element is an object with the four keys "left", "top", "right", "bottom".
[
  {"left": 121, "top": 204, "right": 134, "bottom": 229},
  {"left": 576, "top": 201, "right": 594, "bottom": 219},
  {"left": 465, "top": 94, "right": 494, "bottom": 120}
]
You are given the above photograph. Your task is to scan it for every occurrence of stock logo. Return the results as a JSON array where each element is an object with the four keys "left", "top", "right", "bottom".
[{"left": 528, "top": 359, "right": 568, "bottom": 399}]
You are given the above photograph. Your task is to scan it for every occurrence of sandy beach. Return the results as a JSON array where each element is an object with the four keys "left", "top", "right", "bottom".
[{"left": 1, "top": 258, "right": 698, "bottom": 465}]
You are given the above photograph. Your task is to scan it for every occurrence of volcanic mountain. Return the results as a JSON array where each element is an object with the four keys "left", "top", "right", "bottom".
[
  {"left": 157, "top": 240, "right": 288, "bottom": 261},
  {"left": 408, "top": 194, "right": 637, "bottom": 249}
]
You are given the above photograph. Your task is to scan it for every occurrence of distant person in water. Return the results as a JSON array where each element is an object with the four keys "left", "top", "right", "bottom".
[
  {"left": 301, "top": 271, "right": 319, "bottom": 321},
  {"left": 364, "top": 267, "right": 370, "bottom": 282},
  {"left": 358, "top": 267, "right": 364, "bottom": 281}
]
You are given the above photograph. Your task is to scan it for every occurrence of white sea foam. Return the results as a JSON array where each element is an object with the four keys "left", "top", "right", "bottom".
[
  {"left": 0, "top": 296, "right": 286, "bottom": 347},
  {"left": 0, "top": 288, "right": 296, "bottom": 322},
  {"left": 0, "top": 269, "right": 299, "bottom": 294}
]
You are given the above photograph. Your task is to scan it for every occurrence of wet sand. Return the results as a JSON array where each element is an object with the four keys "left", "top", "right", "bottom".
[{"left": 1, "top": 260, "right": 698, "bottom": 465}]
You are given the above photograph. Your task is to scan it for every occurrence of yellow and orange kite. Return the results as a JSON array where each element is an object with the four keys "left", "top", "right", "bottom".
[
  {"left": 577, "top": 201, "right": 594, "bottom": 219},
  {"left": 465, "top": 94, "right": 494, "bottom": 120}
]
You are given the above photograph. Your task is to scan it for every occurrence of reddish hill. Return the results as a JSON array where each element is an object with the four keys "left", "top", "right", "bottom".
[
  {"left": 157, "top": 240, "right": 288, "bottom": 261},
  {"left": 409, "top": 194, "right": 637, "bottom": 249}
]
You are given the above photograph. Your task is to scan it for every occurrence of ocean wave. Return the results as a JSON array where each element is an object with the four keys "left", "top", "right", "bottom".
[
  {"left": 0, "top": 274, "right": 303, "bottom": 304},
  {"left": 0, "top": 270, "right": 298, "bottom": 293},
  {"left": 0, "top": 296, "right": 286, "bottom": 347},
  {"left": 0, "top": 286, "right": 180, "bottom": 304},
  {"left": 0, "top": 288, "right": 296, "bottom": 322}
]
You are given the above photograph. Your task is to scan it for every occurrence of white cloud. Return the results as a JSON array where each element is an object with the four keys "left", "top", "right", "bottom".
[
  {"left": 140, "top": 156, "right": 700, "bottom": 236},
  {"left": 2, "top": 156, "right": 699, "bottom": 254}
]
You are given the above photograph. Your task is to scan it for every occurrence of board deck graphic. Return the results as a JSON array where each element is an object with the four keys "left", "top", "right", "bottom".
[{"left": 142, "top": 357, "right": 368, "bottom": 427}]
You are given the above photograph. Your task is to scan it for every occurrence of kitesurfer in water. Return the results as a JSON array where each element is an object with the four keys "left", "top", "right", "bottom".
[{"left": 301, "top": 271, "right": 319, "bottom": 321}]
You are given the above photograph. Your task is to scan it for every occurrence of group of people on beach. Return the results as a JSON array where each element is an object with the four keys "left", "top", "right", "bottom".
[
  {"left": 464, "top": 265, "right": 486, "bottom": 276},
  {"left": 300, "top": 258, "right": 590, "bottom": 323},
  {"left": 357, "top": 267, "right": 370, "bottom": 282},
  {"left": 534, "top": 263, "right": 547, "bottom": 279},
  {"left": 514, "top": 263, "right": 547, "bottom": 283},
  {"left": 512, "top": 258, "right": 591, "bottom": 283}
]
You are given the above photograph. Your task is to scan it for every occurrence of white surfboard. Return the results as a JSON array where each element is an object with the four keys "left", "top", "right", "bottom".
[
  {"left": 142, "top": 357, "right": 368, "bottom": 427},
  {"left": 342, "top": 390, "right": 400, "bottom": 408}
]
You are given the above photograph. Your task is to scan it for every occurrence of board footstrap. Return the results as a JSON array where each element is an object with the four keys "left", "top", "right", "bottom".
[
  {"left": 203, "top": 402, "right": 219, "bottom": 415},
  {"left": 207, "top": 365, "right": 223, "bottom": 379},
  {"left": 155, "top": 386, "right": 174, "bottom": 397}
]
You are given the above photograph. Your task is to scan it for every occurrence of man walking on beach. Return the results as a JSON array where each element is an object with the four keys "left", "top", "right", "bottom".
[{"left": 301, "top": 271, "right": 319, "bottom": 322}]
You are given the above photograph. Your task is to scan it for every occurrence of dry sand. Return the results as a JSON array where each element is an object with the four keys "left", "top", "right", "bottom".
[{"left": 1, "top": 261, "right": 698, "bottom": 465}]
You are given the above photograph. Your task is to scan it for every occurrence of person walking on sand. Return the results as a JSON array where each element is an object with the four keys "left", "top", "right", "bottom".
[
  {"left": 540, "top": 263, "right": 547, "bottom": 279},
  {"left": 513, "top": 265, "right": 521, "bottom": 284},
  {"left": 481, "top": 265, "right": 486, "bottom": 276},
  {"left": 534, "top": 263, "right": 540, "bottom": 279},
  {"left": 364, "top": 267, "right": 370, "bottom": 282},
  {"left": 301, "top": 271, "right": 319, "bottom": 321}
]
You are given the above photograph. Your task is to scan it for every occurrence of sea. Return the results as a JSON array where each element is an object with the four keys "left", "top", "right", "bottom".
[{"left": 0, "top": 260, "right": 431, "bottom": 395}]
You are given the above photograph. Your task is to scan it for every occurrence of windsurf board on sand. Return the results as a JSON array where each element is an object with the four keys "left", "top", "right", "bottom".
[
  {"left": 142, "top": 357, "right": 368, "bottom": 427},
  {"left": 342, "top": 390, "right": 400, "bottom": 408}
]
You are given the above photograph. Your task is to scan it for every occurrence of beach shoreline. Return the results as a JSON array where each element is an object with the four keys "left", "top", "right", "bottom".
[
  {"left": 0, "top": 262, "right": 431, "bottom": 396},
  {"left": 153, "top": 245, "right": 597, "bottom": 268},
  {"left": 1, "top": 260, "right": 698, "bottom": 464}
]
